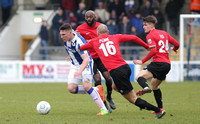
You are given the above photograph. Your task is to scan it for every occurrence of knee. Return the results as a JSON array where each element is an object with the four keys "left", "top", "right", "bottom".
[
  {"left": 129, "top": 97, "right": 137, "bottom": 104},
  {"left": 135, "top": 75, "right": 141, "bottom": 81},
  {"left": 83, "top": 83, "right": 91, "bottom": 92},
  {"left": 68, "top": 86, "right": 76, "bottom": 94},
  {"left": 103, "top": 72, "right": 112, "bottom": 82},
  {"left": 67, "top": 84, "right": 77, "bottom": 94},
  {"left": 112, "top": 83, "right": 118, "bottom": 91},
  {"left": 151, "top": 84, "right": 159, "bottom": 90},
  {"left": 93, "top": 74, "right": 101, "bottom": 84}
]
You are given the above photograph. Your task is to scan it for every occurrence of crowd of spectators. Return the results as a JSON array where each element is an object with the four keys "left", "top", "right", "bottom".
[{"left": 38, "top": 0, "right": 187, "bottom": 59}]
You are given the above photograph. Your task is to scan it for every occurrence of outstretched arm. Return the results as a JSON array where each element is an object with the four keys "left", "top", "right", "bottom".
[
  {"left": 133, "top": 48, "right": 156, "bottom": 65},
  {"left": 118, "top": 34, "right": 155, "bottom": 50},
  {"left": 169, "top": 35, "right": 179, "bottom": 53}
]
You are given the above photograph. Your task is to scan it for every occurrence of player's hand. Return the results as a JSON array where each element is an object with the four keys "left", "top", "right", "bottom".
[
  {"left": 66, "top": 56, "right": 71, "bottom": 61},
  {"left": 133, "top": 60, "right": 143, "bottom": 65},
  {"left": 171, "top": 47, "right": 178, "bottom": 53},
  {"left": 147, "top": 45, "right": 156, "bottom": 51},
  {"left": 74, "top": 71, "right": 81, "bottom": 78}
]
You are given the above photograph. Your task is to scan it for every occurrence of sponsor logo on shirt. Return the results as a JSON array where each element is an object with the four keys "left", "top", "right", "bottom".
[
  {"left": 86, "top": 32, "right": 90, "bottom": 35},
  {"left": 148, "top": 39, "right": 152, "bottom": 44},
  {"left": 160, "top": 35, "right": 164, "bottom": 39},
  {"left": 72, "top": 42, "right": 75, "bottom": 46}
]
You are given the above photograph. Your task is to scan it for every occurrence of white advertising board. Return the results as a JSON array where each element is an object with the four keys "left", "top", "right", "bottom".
[{"left": 0, "top": 61, "right": 184, "bottom": 83}]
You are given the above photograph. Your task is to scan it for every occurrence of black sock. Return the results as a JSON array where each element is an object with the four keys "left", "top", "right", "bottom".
[
  {"left": 135, "top": 98, "right": 160, "bottom": 112},
  {"left": 153, "top": 89, "right": 163, "bottom": 108},
  {"left": 137, "top": 77, "right": 149, "bottom": 89},
  {"left": 106, "top": 82, "right": 112, "bottom": 99}
]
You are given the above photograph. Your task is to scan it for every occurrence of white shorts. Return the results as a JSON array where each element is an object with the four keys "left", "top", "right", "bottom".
[{"left": 68, "top": 64, "right": 93, "bottom": 84}]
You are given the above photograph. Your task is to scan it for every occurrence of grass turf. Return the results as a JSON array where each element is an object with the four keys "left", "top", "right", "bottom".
[{"left": 0, "top": 81, "right": 199, "bottom": 124}]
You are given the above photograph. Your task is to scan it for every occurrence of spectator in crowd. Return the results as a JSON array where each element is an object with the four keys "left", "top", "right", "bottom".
[
  {"left": 138, "top": 0, "right": 144, "bottom": 10},
  {"left": 127, "top": 9, "right": 135, "bottom": 20},
  {"left": 61, "top": 0, "right": 76, "bottom": 18},
  {"left": 110, "top": 10, "right": 119, "bottom": 24},
  {"left": 129, "top": 26, "right": 143, "bottom": 60},
  {"left": 141, "top": 0, "right": 154, "bottom": 17},
  {"left": 65, "top": 11, "right": 78, "bottom": 23},
  {"left": 124, "top": 0, "right": 139, "bottom": 14},
  {"left": 81, "top": 0, "right": 93, "bottom": 10},
  {"left": 50, "top": 0, "right": 62, "bottom": 10},
  {"left": 52, "top": 8, "right": 65, "bottom": 46},
  {"left": 70, "top": 20, "right": 78, "bottom": 30},
  {"left": 131, "top": 11, "right": 146, "bottom": 42},
  {"left": 32, "top": 0, "right": 49, "bottom": 10},
  {"left": 153, "top": 8, "right": 164, "bottom": 30},
  {"left": 165, "top": 0, "right": 179, "bottom": 35},
  {"left": 108, "top": 0, "right": 125, "bottom": 22},
  {"left": 93, "top": 0, "right": 103, "bottom": 9},
  {"left": 95, "top": 13, "right": 103, "bottom": 23},
  {"left": 119, "top": 16, "right": 132, "bottom": 35},
  {"left": 0, "top": 0, "right": 13, "bottom": 25},
  {"left": 131, "top": 11, "right": 144, "bottom": 34},
  {"left": 119, "top": 16, "right": 132, "bottom": 59},
  {"left": 39, "top": 20, "right": 49, "bottom": 60},
  {"left": 76, "top": 2, "right": 87, "bottom": 25},
  {"left": 106, "top": 18, "right": 119, "bottom": 35},
  {"left": 94, "top": 1, "right": 110, "bottom": 23}
]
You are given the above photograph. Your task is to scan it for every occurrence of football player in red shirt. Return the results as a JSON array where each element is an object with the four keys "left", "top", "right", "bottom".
[
  {"left": 80, "top": 24, "right": 166, "bottom": 119},
  {"left": 76, "top": 10, "right": 115, "bottom": 112},
  {"left": 133, "top": 15, "right": 179, "bottom": 112}
]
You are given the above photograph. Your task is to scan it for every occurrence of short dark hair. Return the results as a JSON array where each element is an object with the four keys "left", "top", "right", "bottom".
[
  {"left": 142, "top": 15, "right": 157, "bottom": 24},
  {"left": 59, "top": 23, "right": 72, "bottom": 31}
]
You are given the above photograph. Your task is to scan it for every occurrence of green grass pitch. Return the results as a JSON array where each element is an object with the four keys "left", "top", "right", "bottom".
[{"left": 0, "top": 81, "right": 199, "bottom": 124}]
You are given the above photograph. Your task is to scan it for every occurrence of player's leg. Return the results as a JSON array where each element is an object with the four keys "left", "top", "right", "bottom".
[
  {"left": 93, "top": 59, "right": 102, "bottom": 86},
  {"left": 110, "top": 65, "right": 166, "bottom": 119},
  {"left": 112, "top": 82, "right": 118, "bottom": 92},
  {"left": 151, "top": 78, "right": 163, "bottom": 108},
  {"left": 112, "top": 79, "right": 165, "bottom": 118},
  {"left": 96, "top": 57, "right": 116, "bottom": 109},
  {"left": 150, "top": 62, "right": 170, "bottom": 109},
  {"left": 67, "top": 68, "right": 87, "bottom": 94},
  {"left": 101, "top": 71, "right": 116, "bottom": 109},
  {"left": 123, "top": 90, "right": 166, "bottom": 119},
  {"left": 67, "top": 83, "right": 87, "bottom": 94},
  {"left": 82, "top": 75, "right": 109, "bottom": 115},
  {"left": 135, "top": 69, "right": 153, "bottom": 96},
  {"left": 93, "top": 58, "right": 112, "bottom": 112}
]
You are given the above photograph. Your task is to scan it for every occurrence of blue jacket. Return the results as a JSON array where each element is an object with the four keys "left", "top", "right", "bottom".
[
  {"left": 107, "top": 24, "right": 119, "bottom": 35},
  {"left": 0, "top": 0, "right": 13, "bottom": 8},
  {"left": 52, "top": 14, "right": 65, "bottom": 30},
  {"left": 131, "top": 17, "right": 144, "bottom": 33}
]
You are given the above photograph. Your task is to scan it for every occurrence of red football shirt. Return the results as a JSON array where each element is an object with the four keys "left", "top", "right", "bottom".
[
  {"left": 80, "top": 34, "right": 149, "bottom": 72},
  {"left": 76, "top": 22, "right": 102, "bottom": 58},
  {"left": 142, "top": 29, "right": 179, "bottom": 64}
]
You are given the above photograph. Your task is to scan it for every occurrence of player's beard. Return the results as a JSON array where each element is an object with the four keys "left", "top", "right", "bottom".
[{"left": 86, "top": 19, "right": 95, "bottom": 27}]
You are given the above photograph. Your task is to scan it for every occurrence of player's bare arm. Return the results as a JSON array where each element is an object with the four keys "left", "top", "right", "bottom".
[
  {"left": 133, "top": 48, "right": 156, "bottom": 65},
  {"left": 74, "top": 53, "right": 90, "bottom": 77}
]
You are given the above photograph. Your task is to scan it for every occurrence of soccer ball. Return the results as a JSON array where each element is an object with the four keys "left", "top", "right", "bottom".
[{"left": 36, "top": 101, "right": 51, "bottom": 115}]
